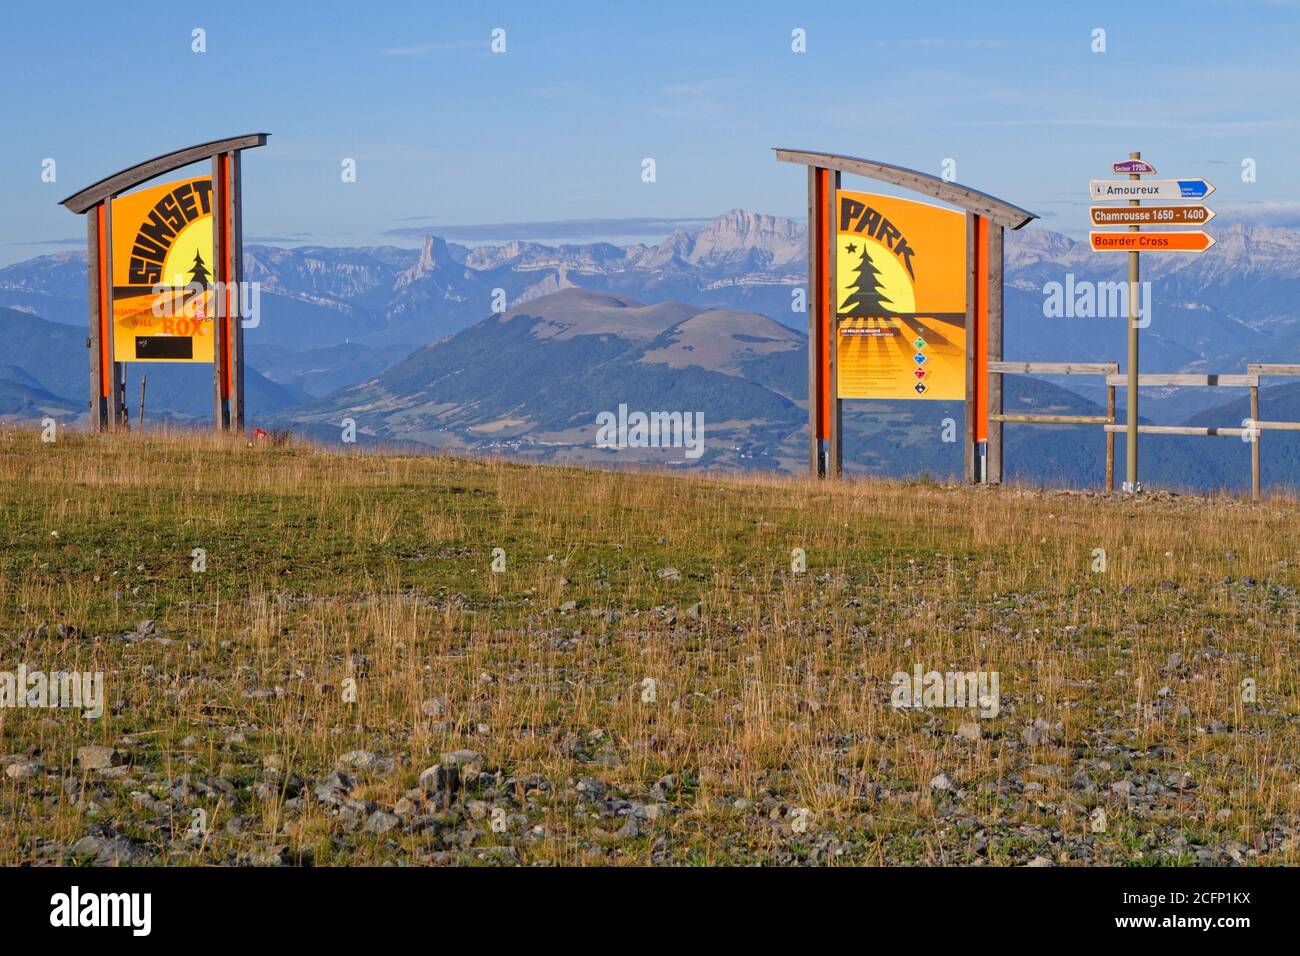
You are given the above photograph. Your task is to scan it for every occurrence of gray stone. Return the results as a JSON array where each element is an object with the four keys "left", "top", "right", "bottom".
[
  {"left": 77, "top": 746, "right": 121, "bottom": 770},
  {"left": 1020, "top": 719, "right": 1054, "bottom": 747},
  {"left": 338, "top": 749, "right": 378, "bottom": 771},
  {"left": 929, "top": 772, "right": 956, "bottom": 793},
  {"left": 70, "top": 829, "right": 152, "bottom": 865},
  {"left": 439, "top": 750, "right": 484, "bottom": 776},
  {"left": 364, "top": 810, "right": 400, "bottom": 834},
  {"left": 313, "top": 770, "right": 354, "bottom": 805},
  {"left": 419, "top": 764, "right": 455, "bottom": 792},
  {"left": 5, "top": 761, "right": 41, "bottom": 780}
]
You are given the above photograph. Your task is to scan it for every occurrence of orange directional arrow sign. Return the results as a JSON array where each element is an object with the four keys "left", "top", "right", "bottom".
[
  {"left": 1090, "top": 231, "right": 1216, "bottom": 253},
  {"left": 1090, "top": 205, "right": 1215, "bottom": 227}
]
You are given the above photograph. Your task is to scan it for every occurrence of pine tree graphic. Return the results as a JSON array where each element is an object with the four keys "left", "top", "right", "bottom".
[
  {"left": 839, "top": 245, "right": 892, "bottom": 319},
  {"left": 188, "top": 250, "right": 211, "bottom": 288}
]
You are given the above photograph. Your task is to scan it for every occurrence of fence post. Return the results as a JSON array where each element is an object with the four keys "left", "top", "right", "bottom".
[
  {"left": 1250, "top": 382, "right": 1260, "bottom": 501},
  {"left": 1106, "top": 384, "right": 1116, "bottom": 492}
]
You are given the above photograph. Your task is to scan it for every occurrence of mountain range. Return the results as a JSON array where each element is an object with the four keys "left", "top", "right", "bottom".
[{"left": 2, "top": 209, "right": 1298, "bottom": 491}]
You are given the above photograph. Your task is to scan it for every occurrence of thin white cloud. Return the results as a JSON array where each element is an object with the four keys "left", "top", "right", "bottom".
[
  {"left": 379, "top": 39, "right": 484, "bottom": 56},
  {"left": 1215, "top": 201, "right": 1300, "bottom": 226}
]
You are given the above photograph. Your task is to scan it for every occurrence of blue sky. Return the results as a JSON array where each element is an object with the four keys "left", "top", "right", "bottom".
[{"left": 1, "top": 0, "right": 1297, "bottom": 265}]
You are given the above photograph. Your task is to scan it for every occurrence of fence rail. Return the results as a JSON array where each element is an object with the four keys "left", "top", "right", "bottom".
[{"left": 990, "top": 362, "right": 1300, "bottom": 499}]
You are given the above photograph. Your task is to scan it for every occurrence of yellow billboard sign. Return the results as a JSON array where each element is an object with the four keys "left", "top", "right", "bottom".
[
  {"left": 111, "top": 177, "right": 215, "bottom": 362},
  {"left": 835, "top": 190, "right": 966, "bottom": 400}
]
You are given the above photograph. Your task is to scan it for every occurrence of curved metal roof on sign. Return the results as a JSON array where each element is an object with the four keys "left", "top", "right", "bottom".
[
  {"left": 59, "top": 134, "right": 269, "bottom": 214},
  {"left": 775, "top": 148, "right": 1037, "bottom": 230}
]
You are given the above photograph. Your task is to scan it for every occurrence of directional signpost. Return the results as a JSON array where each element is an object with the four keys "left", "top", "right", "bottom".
[
  {"left": 1089, "top": 231, "right": 1215, "bottom": 252},
  {"left": 1088, "top": 153, "right": 1216, "bottom": 493},
  {"left": 1090, "top": 205, "right": 1215, "bottom": 227},
  {"left": 1089, "top": 178, "right": 1215, "bottom": 201}
]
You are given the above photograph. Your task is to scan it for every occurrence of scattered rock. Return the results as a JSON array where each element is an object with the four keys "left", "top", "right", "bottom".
[
  {"left": 419, "top": 764, "right": 456, "bottom": 793},
  {"left": 1020, "top": 718, "right": 1059, "bottom": 747},
  {"left": 313, "top": 770, "right": 354, "bottom": 806},
  {"left": 5, "top": 761, "right": 41, "bottom": 780},
  {"left": 439, "top": 750, "right": 484, "bottom": 776},
  {"left": 364, "top": 810, "right": 400, "bottom": 834},
  {"left": 338, "top": 750, "right": 394, "bottom": 773},
  {"left": 929, "top": 772, "right": 956, "bottom": 793},
  {"left": 69, "top": 826, "right": 153, "bottom": 865},
  {"left": 76, "top": 746, "right": 121, "bottom": 770}
]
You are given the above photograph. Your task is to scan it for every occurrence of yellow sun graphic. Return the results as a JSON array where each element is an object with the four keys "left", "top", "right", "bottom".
[{"left": 161, "top": 218, "right": 215, "bottom": 288}]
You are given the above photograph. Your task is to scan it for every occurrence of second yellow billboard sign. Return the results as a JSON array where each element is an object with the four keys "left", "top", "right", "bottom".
[{"left": 111, "top": 176, "right": 216, "bottom": 363}]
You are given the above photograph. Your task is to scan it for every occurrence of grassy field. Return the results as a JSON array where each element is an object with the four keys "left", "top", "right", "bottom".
[{"left": 0, "top": 428, "right": 1297, "bottom": 866}]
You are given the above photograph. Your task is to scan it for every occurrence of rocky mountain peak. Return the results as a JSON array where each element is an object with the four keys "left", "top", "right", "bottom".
[
  {"left": 395, "top": 235, "right": 453, "bottom": 288},
  {"left": 680, "top": 209, "right": 805, "bottom": 268}
]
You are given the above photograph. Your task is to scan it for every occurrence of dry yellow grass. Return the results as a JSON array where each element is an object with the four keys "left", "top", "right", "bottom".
[{"left": 0, "top": 427, "right": 1297, "bottom": 865}]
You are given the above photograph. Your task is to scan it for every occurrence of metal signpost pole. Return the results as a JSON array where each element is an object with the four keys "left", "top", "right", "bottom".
[{"left": 1126, "top": 151, "right": 1141, "bottom": 494}]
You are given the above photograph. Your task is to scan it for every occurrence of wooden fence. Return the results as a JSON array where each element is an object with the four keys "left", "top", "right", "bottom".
[{"left": 989, "top": 362, "right": 1300, "bottom": 499}]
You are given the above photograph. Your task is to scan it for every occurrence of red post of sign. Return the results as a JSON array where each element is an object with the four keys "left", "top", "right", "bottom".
[{"left": 808, "top": 166, "right": 839, "bottom": 478}]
